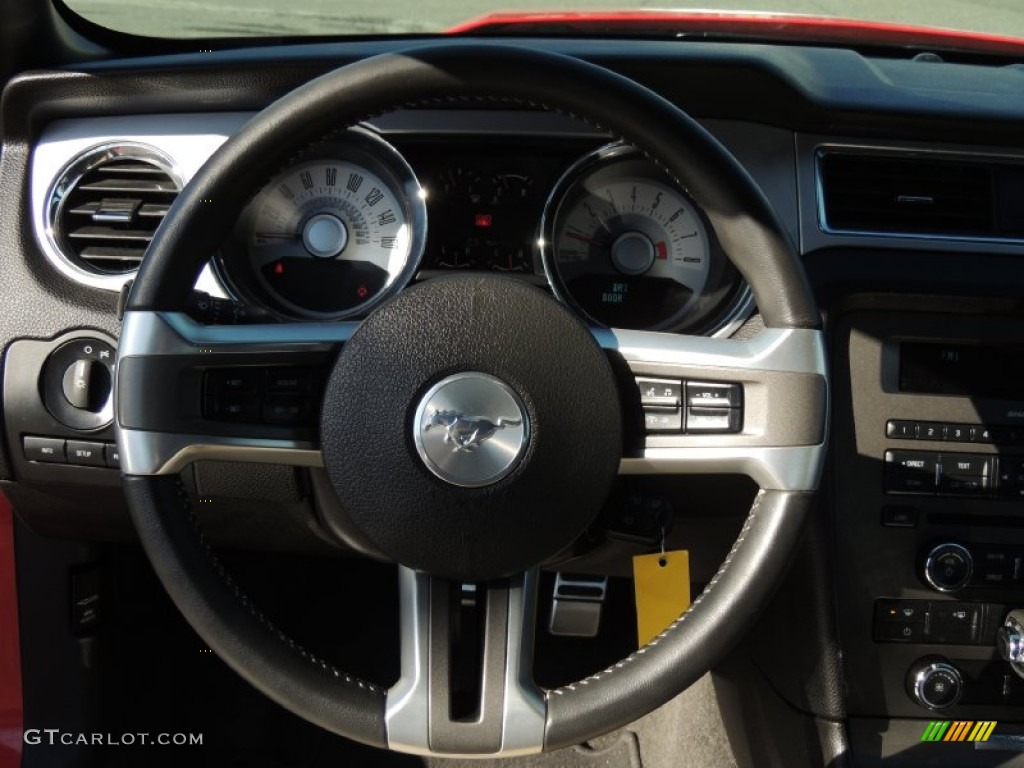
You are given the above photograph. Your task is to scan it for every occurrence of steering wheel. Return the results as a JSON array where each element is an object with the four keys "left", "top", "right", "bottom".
[{"left": 116, "top": 44, "right": 827, "bottom": 757}]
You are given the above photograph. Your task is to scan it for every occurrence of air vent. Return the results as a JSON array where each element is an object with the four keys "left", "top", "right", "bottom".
[
  {"left": 47, "top": 145, "right": 181, "bottom": 277},
  {"left": 819, "top": 152, "right": 997, "bottom": 237}
]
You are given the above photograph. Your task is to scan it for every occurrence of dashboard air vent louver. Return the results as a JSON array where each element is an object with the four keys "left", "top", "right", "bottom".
[
  {"left": 47, "top": 145, "right": 181, "bottom": 276},
  {"left": 819, "top": 152, "right": 996, "bottom": 237}
]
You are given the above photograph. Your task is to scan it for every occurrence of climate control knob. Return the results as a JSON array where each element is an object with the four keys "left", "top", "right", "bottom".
[
  {"left": 907, "top": 657, "right": 963, "bottom": 711},
  {"left": 924, "top": 543, "right": 973, "bottom": 593}
]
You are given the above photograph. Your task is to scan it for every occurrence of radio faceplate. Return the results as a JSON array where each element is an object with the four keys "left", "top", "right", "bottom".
[{"left": 834, "top": 309, "right": 1024, "bottom": 722}]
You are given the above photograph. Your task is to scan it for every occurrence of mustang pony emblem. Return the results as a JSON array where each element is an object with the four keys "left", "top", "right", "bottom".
[{"left": 424, "top": 409, "right": 523, "bottom": 453}]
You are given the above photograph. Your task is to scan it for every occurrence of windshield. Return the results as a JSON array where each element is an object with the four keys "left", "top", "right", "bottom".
[{"left": 63, "top": 0, "right": 1024, "bottom": 42}]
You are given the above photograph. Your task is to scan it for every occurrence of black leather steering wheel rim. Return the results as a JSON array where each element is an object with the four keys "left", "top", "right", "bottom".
[{"left": 118, "top": 42, "right": 825, "bottom": 755}]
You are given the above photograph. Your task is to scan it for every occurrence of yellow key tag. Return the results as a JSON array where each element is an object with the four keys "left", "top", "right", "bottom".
[{"left": 633, "top": 550, "right": 691, "bottom": 647}]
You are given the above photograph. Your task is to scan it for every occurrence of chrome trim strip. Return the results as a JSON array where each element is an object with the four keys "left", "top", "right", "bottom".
[
  {"left": 32, "top": 114, "right": 251, "bottom": 295},
  {"left": 620, "top": 445, "right": 825, "bottom": 492},
  {"left": 117, "top": 310, "right": 356, "bottom": 357},
  {"left": 117, "top": 429, "right": 321, "bottom": 476},
  {"left": 596, "top": 326, "right": 827, "bottom": 376}
]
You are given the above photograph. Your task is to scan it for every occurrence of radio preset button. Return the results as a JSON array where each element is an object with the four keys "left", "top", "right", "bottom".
[{"left": 887, "top": 420, "right": 919, "bottom": 440}]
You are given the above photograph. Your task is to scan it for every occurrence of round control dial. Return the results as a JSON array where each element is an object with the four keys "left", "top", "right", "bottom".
[
  {"left": 42, "top": 337, "right": 116, "bottom": 431},
  {"left": 925, "top": 543, "right": 974, "bottom": 593},
  {"left": 907, "top": 658, "right": 963, "bottom": 710}
]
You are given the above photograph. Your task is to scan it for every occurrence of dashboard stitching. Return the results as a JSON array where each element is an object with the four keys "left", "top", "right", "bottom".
[
  {"left": 545, "top": 488, "right": 764, "bottom": 698},
  {"left": 173, "top": 480, "right": 382, "bottom": 693}
]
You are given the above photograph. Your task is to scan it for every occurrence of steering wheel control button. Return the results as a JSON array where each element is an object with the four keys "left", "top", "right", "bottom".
[
  {"left": 925, "top": 543, "right": 974, "bottom": 593},
  {"left": 23, "top": 436, "right": 66, "bottom": 463},
  {"left": 643, "top": 406, "right": 682, "bottom": 433},
  {"left": 635, "top": 377, "right": 682, "bottom": 407},
  {"left": 908, "top": 658, "right": 964, "bottom": 710},
  {"left": 66, "top": 440, "right": 107, "bottom": 467},
  {"left": 413, "top": 372, "right": 529, "bottom": 488},
  {"left": 686, "top": 406, "right": 742, "bottom": 433},
  {"left": 204, "top": 366, "right": 323, "bottom": 426},
  {"left": 685, "top": 381, "right": 742, "bottom": 409},
  {"left": 42, "top": 337, "right": 116, "bottom": 430}
]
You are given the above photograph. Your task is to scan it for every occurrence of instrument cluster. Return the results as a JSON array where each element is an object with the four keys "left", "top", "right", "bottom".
[{"left": 215, "top": 128, "right": 750, "bottom": 334}]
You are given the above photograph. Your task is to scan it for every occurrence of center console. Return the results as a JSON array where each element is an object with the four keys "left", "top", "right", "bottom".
[{"left": 834, "top": 310, "right": 1024, "bottom": 745}]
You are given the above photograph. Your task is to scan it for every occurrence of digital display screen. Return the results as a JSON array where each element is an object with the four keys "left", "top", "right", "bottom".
[{"left": 899, "top": 342, "right": 1024, "bottom": 399}]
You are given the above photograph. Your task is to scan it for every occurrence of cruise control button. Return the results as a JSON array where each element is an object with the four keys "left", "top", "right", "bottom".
[
  {"left": 685, "top": 406, "right": 741, "bottom": 433},
  {"left": 643, "top": 406, "right": 682, "bottom": 433},
  {"left": 208, "top": 368, "right": 260, "bottom": 393},
  {"left": 266, "top": 367, "right": 316, "bottom": 394},
  {"left": 214, "top": 394, "right": 260, "bottom": 421},
  {"left": 263, "top": 395, "right": 310, "bottom": 425},
  {"left": 685, "top": 381, "right": 741, "bottom": 409},
  {"left": 23, "top": 436, "right": 65, "bottom": 464},
  {"left": 66, "top": 441, "right": 106, "bottom": 468},
  {"left": 635, "top": 378, "right": 682, "bottom": 407}
]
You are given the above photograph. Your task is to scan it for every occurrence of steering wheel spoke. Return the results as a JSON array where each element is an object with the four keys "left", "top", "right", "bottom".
[
  {"left": 599, "top": 326, "right": 828, "bottom": 491},
  {"left": 116, "top": 310, "right": 345, "bottom": 475},
  {"left": 386, "top": 568, "right": 545, "bottom": 757}
]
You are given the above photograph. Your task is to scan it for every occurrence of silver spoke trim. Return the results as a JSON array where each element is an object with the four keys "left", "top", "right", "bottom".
[
  {"left": 385, "top": 568, "right": 545, "bottom": 757},
  {"left": 117, "top": 429, "right": 322, "bottom": 476},
  {"left": 118, "top": 310, "right": 357, "bottom": 357}
]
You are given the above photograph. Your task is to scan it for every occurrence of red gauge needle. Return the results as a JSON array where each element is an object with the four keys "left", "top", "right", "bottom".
[{"left": 565, "top": 231, "right": 603, "bottom": 246}]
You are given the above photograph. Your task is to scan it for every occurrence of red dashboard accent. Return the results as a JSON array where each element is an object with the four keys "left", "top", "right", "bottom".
[
  {"left": 0, "top": 493, "right": 22, "bottom": 768},
  {"left": 448, "top": 10, "right": 1024, "bottom": 56}
]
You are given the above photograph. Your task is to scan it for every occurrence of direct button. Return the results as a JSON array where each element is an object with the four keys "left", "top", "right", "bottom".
[
  {"left": 66, "top": 441, "right": 106, "bottom": 468},
  {"left": 886, "top": 450, "right": 939, "bottom": 475},
  {"left": 23, "top": 436, "right": 65, "bottom": 464}
]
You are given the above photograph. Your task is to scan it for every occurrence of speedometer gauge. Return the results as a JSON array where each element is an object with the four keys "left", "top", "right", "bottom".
[
  {"left": 541, "top": 145, "right": 713, "bottom": 331},
  {"left": 222, "top": 128, "right": 426, "bottom": 320}
]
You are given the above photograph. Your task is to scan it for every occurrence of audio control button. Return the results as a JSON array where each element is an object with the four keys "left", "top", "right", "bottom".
[
  {"left": 908, "top": 659, "right": 963, "bottom": 710},
  {"left": 925, "top": 543, "right": 973, "bottom": 593}
]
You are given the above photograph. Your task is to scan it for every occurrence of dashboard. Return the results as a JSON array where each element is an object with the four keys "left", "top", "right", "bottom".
[
  {"left": 34, "top": 110, "right": 752, "bottom": 335},
  {"left": 6, "top": 34, "right": 1024, "bottom": 768}
]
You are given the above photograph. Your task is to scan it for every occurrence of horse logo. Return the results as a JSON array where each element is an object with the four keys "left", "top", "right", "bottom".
[{"left": 423, "top": 409, "right": 523, "bottom": 453}]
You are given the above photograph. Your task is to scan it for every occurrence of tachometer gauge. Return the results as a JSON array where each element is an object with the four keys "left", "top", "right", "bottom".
[
  {"left": 541, "top": 144, "right": 713, "bottom": 330},
  {"left": 224, "top": 128, "right": 426, "bottom": 320}
]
